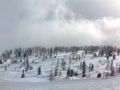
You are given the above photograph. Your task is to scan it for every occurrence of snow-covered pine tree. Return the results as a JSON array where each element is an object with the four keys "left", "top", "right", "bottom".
[
  {"left": 25, "top": 58, "right": 29, "bottom": 72},
  {"left": 59, "top": 69, "right": 62, "bottom": 76},
  {"left": 117, "top": 48, "right": 120, "bottom": 55},
  {"left": 0, "top": 60, "right": 2, "bottom": 64},
  {"left": 54, "top": 66, "right": 58, "bottom": 76},
  {"left": 66, "top": 68, "right": 71, "bottom": 79},
  {"left": 21, "top": 70, "right": 25, "bottom": 78},
  {"left": 110, "top": 59, "right": 114, "bottom": 76},
  {"left": 61, "top": 59, "right": 66, "bottom": 71},
  {"left": 113, "top": 54, "right": 116, "bottom": 60},
  {"left": 85, "top": 50, "right": 87, "bottom": 55},
  {"left": 82, "top": 61, "right": 86, "bottom": 77},
  {"left": 80, "top": 62, "right": 83, "bottom": 70},
  {"left": 89, "top": 63, "right": 94, "bottom": 72},
  {"left": 42, "top": 54, "right": 45, "bottom": 61},
  {"left": 57, "top": 59, "right": 59, "bottom": 67},
  {"left": 49, "top": 70, "right": 54, "bottom": 81},
  {"left": 69, "top": 57, "right": 72, "bottom": 65},
  {"left": 50, "top": 48, "right": 53, "bottom": 58},
  {"left": 97, "top": 73, "right": 102, "bottom": 78},
  {"left": 106, "top": 55, "right": 109, "bottom": 60},
  {"left": 38, "top": 66, "right": 41, "bottom": 75}
]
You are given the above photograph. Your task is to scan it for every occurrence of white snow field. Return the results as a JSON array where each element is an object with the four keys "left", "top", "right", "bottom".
[
  {"left": 0, "top": 77, "right": 120, "bottom": 90},
  {"left": 0, "top": 51, "right": 120, "bottom": 90}
]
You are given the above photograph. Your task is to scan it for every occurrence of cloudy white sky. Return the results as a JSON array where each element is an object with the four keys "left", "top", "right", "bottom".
[{"left": 0, "top": 0, "right": 120, "bottom": 51}]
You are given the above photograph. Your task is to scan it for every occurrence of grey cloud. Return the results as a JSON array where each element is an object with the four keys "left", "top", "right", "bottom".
[
  {"left": 65, "top": 0, "right": 120, "bottom": 19},
  {"left": 0, "top": 0, "right": 120, "bottom": 52}
]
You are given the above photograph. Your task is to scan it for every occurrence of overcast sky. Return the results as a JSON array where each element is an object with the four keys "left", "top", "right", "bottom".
[{"left": 0, "top": 0, "right": 120, "bottom": 51}]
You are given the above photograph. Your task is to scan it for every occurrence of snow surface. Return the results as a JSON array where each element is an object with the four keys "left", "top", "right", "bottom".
[
  {"left": 0, "top": 51, "right": 120, "bottom": 82},
  {"left": 0, "top": 51, "right": 120, "bottom": 90},
  {"left": 0, "top": 77, "right": 120, "bottom": 90}
]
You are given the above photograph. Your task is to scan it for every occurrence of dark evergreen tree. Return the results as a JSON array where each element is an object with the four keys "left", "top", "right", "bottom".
[
  {"left": 66, "top": 69, "right": 71, "bottom": 79},
  {"left": 89, "top": 63, "right": 94, "bottom": 72},
  {"left": 21, "top": 70, "right": 25, "bottom": 78},
  {"left": 93, "top": 53, "right": 97, "bottom": 57},
  {"left": 59, "top": 69, "right": 62, "bottom": 76},
  {"left": 70, "top": 69, "right": 74, "bottom": 77},
  {"left": 82, "top": 61, "right": 86, "bottom": 77},
  {"left": 117, "top": 48, "right": 120, "bottom": 55},
  {"left": 50, "top": 48, "right": 53, "bottom": 58},
  {"left": 61, "top": 59, "right": 66, "bottom": 70},
  {"left": 25, "top": 58, "right": 29, "bottom": 72},
  {"left": 42, "top": 54, "right": 45, "bottom": 61},
  {"left": 0, "top": 60, "right": 2, "bottom": 64},
  {"left": 97, "top": 73, "right": 102, "bottom": 78},
  {"left": 106, "top": 55, "right": 109, "bottom": 60},
  {"left": 49, "top": 70, "right": 54, "bottom": 81},
  {"left": 57, "top": 59, "right": 59, "bottom": 67},
  {"left": 110, "top": 60, "right": 114, "bottom": 76},
  {"left": 85, "top": 50, "right": 87, "bottom": 55},
  {"left": 54, "top": 66, "right": 58, "bottom": 76},
  {"left": 38, "top": 66, "right": 41, "bottom": 75},
  {"left": 74, "top": 72, "right": 78, "bottom": 76},
  {"left": 113, "top": 55, "right": 116, "bottom": 60}
]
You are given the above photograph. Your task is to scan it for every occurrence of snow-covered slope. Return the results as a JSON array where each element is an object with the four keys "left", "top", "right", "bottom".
[{"left": 0, "top": 51, "right": 120, "bottom": 83}]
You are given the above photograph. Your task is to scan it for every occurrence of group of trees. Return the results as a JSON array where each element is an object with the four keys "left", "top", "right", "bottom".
[
  {"left": 1, "top": 46, "right": 119, "bottom": 63},
  {"left": 21, "top": 64, "right": 41, "bottom": 78},
  {"left": 20, "top": 46, "right": 120, "bottom": 80},
  {"left": 65, "top": 46, "right": 120, "bottom": 79},
  {"left": 49, "top": 59, "right": 65, "bottom": 81},
  {"left": 0, "top": 45, "right": 120, "bottom": 80}
]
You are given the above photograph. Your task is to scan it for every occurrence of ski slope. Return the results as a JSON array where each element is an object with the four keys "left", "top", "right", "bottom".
[
  {"left": 0, "top": 51, "right": 120, "bottom": 82},
  {"left": 0, "top": 50, "right": 120, "bottom": 90},
  {"left": 0, "top": 76, "right": 120, "bottom": 90}
]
